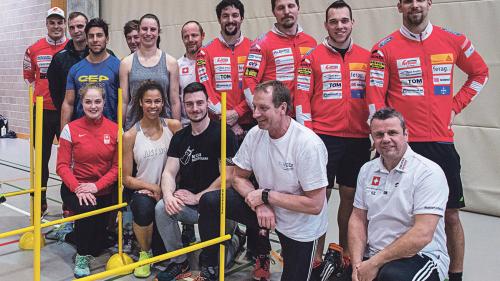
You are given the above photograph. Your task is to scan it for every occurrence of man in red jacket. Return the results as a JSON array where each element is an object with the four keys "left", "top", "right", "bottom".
[
  {"left": 23, "top": 7, "right": 68, "bottom": 214},
  {"left": 295, "top": 1, "right": 371, "bottom": 279},
  {"left": 366, "top": 1, "right": 489, "bottom": 280},
  {"left": 196, "top": 0, "right": 252, "bottom": 138},
  {"left": 242, "top": 0, "right": 316, "bottom": 116}
]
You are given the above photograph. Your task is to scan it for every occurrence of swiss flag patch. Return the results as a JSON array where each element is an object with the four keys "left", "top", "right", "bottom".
[
  {"left": 181, "top": 67, "right": 189, "bottom": 74},
  {"left": 371, "top": 176, "right": 381, "bottom": 186}
]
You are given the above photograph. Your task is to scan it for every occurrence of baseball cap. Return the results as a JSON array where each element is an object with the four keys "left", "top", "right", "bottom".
[{"left": 47, "top": 7, "right": 65, "bottom": 19}]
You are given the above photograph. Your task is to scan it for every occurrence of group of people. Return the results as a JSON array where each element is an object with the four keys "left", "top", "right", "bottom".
[{"left": 22, "top": 0, "right": 488, "bottom": 280}]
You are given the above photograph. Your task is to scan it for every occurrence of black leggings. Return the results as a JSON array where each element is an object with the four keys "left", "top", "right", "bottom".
[
  {"left": 32, "top": 108, "right": 60, "bottom": 202},
  {"left": 128, "top": 191, "right": 156, "bottom": 226},
  {"left": 276, "top": 230, "right": 317, "bottom": 281},
  {"left": 60, "top": 185, "right": 112, "bottom": 256},
  {"left": 201, "top": 189, "right": 307, "bottom": 273},
  {"left": 126, "top": 190, "right": 166, "bottom": 255}
]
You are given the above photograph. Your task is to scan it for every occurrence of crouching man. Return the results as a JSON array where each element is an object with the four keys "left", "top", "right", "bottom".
[
  {"left": 196, "top": 80, "right": 329, "bottom": 281},
  {"left": 348, "top": 108, "right": 450, "bottom": 281},
  {"left": 154, "top": 82, "right": 243, "bottom": 280}
]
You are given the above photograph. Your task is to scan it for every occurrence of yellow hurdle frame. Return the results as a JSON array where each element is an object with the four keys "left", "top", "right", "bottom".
[
  {"left": 0, "top": 90, "right": 230, "bottom": 281},
  {"left": 77, "top": 91, "right": 230, "bottom": 281}
]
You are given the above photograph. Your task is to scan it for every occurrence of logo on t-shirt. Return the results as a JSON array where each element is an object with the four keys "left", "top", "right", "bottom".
[
  {"left": 180, "top": 146, "right": 195, "bottom": 165},
  {"left": 180, "top": 146, "right": 208, "bottom": 165},
  {"left": 371, "top": 176, "right": 381, "bottom": 186},
  {"left": 278, "top": 161, "right": 294, "bottom": 170},
  {"left": 103, "top": 134, "right": 110, "bottom": 144}
]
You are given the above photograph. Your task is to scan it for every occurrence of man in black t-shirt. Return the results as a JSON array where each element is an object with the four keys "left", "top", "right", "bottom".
[{"left": 154, "top": 82, "right": 241, "bottom": 280}]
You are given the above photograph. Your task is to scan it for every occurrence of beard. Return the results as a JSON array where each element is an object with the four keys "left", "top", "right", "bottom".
[
  {"left": 188, "top": 110, "right": 208, "bottom": 123},
  {"left": 406, "top": 12, "right": 424, "bottom": 26},
  {"left": 281, "top": 17, "right": 296, "bottom": 29},
  {"left": 223, "top": 24, "right": 239, "bottom": 36},
  {"left": 90, "top": 46, "right": 106, "bottom": 55}
]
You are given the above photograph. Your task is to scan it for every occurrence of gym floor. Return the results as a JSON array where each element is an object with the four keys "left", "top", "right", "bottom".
[{"left": 0, "top": 138, "right": 499, "bottom": 281}]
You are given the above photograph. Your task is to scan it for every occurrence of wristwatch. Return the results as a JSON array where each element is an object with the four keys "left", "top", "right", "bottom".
[{"left": 262, "top": 188, "right": 271, "bottom": 204}]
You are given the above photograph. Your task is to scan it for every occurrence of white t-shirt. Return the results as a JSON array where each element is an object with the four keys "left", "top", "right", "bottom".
[
  {"left": 177, "top": 55, "right": 195, "bottom": 126},
  {"left": 354, "top": 146, "right": 449, "bottom": 280},
  {"left": 233, "top": 119, "right": 329, "bottom": 242}
]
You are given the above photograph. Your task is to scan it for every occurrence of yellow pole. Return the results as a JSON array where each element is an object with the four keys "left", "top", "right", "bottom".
[
  {"left": 29, "top": 85, "right": 34, "bottom": 225},
  {"left": 219, "top": 91, "right": 227, "bottom": 280},
  {"left": 77, "top": 235, "right": 231, "bottom": 281},
  {"left": 105, "top": 88, "right": 133, "bottom": 272},
  {"left": 0, "top": 203, "right": 127, "bottom": 240},
  {"left": 3, "top": 188, "right": 46, "bottom": 198},
  {"left": 33, "top": 96, "right": 43, "bottom": 281},
  {"left": 117, "top": 88, "right": 123, "bottom": 255}
]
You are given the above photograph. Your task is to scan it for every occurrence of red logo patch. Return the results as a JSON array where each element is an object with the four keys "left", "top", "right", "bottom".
[{"left": 371, "top": 176, "right": 381, "bottom": 186}]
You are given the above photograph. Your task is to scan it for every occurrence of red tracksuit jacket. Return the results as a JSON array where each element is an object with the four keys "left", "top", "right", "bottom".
[
  {"left": 295, "top": 39, "right": 370, "bottom": 138},
  {"left": 366, "top": 24, "right": 489, "bottom": 142},
  {"left": 196, "top": 34, "right": 252, "bottom": 125},
  {"left": 23, "top": 36, "right": 68, "bottom": 110},
  {"left": 57, "top": 116, "right": 118, "bottom": 196},
  {"left": 242, "top": 25, "right": 316, "bottom": 115}
]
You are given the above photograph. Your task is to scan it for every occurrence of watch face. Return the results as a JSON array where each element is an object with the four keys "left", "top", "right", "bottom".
[{"left": 262, "top": 189, "right": 270, "bottom": 204}]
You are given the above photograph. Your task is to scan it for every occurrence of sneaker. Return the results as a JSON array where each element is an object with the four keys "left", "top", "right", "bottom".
[
  {"left": 46, "top": 222, "right": 73, "bottom": 242},
  {"left": 320, "top": 243, "right": 344, "bottom": 281},
  {"left": 194, "top": 265, "right": 218, "bottom": 281},
  {"left": 226, "top": 226, "right": 246, "bottom": 269},
  {"left": 233, "top": 226, "right": 246, "bottom": 259},
  {"left": 134, "top": 250, "right": 153, "bottom": 278},
  {"left": 41, "top": 202, "right": 48, "bottom": 217},
  {"left": 123, "top": 231, "right": 134, "bottom": 253},
  {"left": 181, "top": 224, "right": 197, "bottom": 246},
  {"left": 253, "top": 254, "right": 270, "bottom": 281},
  {"left": 310, "top": 260, "right": 325, "bottom": 281},
  {"left": 74, "top": 254, "right": 91, "bottom": 278},
  {"left": 155, "top": 259, "right": 191, "bottom": 281}
]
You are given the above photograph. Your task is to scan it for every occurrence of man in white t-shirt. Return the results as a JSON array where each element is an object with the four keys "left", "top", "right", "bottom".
[
  {"left": 197, "top": 80, "right": 329, "bottom": 281},
  {"left": 348, "top": 108, "right": 450, "bottom": 281},
  {"left": 178, "top": 20, "right": 205, "bottom": 127}
]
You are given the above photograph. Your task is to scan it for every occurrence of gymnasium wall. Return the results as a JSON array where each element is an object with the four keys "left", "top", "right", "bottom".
[{"left": 0, "top": 0, "right": 51, "bottom": 135}]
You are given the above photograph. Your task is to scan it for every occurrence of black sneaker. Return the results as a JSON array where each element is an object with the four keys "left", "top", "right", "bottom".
[
  {"left": 155, "top": 259, "right": 191, "bottom": 281},
  {"left": 234, "top": 226, "right": 246, "bottom": 258},
  {"left": 320, "top": 243, "right": 344, "bottom": 281},
  {"left": 194, "top": 265, "right": 218, "bottom": 281},
  {"left": 181, "top": 224, "right": 196, "bottom": 247},
  {"left": 226, "top": 226, "right": 246, "bottom": 269}
]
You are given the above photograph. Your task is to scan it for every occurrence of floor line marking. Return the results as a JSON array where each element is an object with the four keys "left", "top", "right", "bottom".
[{"left": 0, "top": 202, "right": 52, "bottom": 224}]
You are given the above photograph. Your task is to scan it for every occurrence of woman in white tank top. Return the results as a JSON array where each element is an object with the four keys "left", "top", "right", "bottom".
[{"left": 123, "top": 79, "right": 181, "bottom": 278}]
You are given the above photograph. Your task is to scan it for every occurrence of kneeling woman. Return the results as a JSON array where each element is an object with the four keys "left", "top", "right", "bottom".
[
  {"left": 56, "top": 84, "right": 118, "bottom": 278},
  {"left": 123, "top": 79, "right": 181, "bottom": 278}
]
